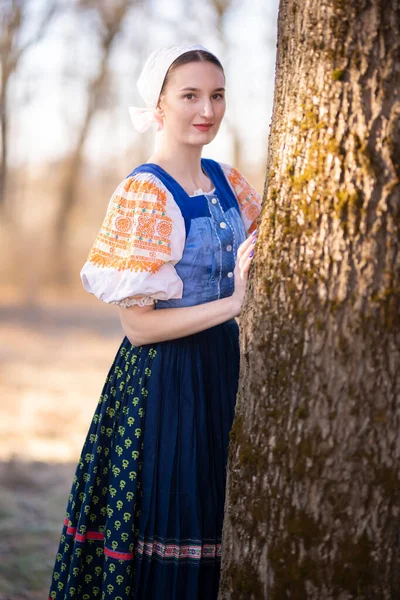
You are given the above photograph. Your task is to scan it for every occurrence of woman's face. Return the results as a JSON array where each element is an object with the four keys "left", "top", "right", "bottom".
[{"left": 157, "top": 61, "right": 226, "bottom": 145}]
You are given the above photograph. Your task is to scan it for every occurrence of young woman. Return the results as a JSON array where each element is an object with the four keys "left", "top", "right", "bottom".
[{"left": 48, "top": 43, "right": 261, "bottom": 600}]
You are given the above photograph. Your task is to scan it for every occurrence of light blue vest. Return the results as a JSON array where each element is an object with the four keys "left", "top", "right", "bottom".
[{"left": 128, "top": 158, "right": 247, "bottom": 309}]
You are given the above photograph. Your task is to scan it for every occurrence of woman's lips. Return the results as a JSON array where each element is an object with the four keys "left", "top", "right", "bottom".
[{"left": 193, "top": 124, "right": 213, "bottom": 131}]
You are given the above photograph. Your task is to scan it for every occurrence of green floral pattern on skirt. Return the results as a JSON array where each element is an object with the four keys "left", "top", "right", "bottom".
[{"left": 49, "top": 341, "right": 157, "bottom": 599}]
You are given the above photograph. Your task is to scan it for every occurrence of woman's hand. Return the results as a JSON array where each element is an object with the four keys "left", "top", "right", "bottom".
[
  {"left": 232, "top": 230, "right": 257, "bottom": 316},
  {"left": 118, "top": 229, "right": 258, "bottom": 344}
]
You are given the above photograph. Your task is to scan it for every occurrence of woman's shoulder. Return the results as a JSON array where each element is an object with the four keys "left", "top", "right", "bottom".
[
  {"left": 116, "top": 168, "right": 169, "bottom": 200},
  {"left": 109, "top": 167, "right": 185, "bottom": 219},
  {"left": 217, "top": 161, "right": 248, "bottom": 186},
  {"left": 80, "top": 166, "right": 186, "bottom": 308},
  {"left": 216, "top": 161, "right": 260, "bottom": 203},
  {"left": 216, "top": 161, "right": 262, "bottom": 234}
]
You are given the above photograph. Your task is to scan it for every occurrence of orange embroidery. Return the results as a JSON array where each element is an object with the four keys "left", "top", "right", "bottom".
[
  {"left": 157, "top": 220, "right": 173, "bottom": 236},
  {"left": 87, "top": 175, "right": 173, "bottom": 273},
  {"left": 244, "top": 203, "right": 260, "bottom": 221},
  {"left": 247, "top": 221, "right": 257, "bottom": 234},
  {"left": 226, "top": 166, "right": 261, "bottom": 232},
  {"left": 88, "top": 251, "right": 164, "bottom": 273},
  {"left": 138, "top": 215, "right": 157, "bottom": 236},
  {"left": 123, "top": 179, "right": 167, "bottom": 206},
  {"left": 115, "top": 216, "right": 133, "bottom": 233}
]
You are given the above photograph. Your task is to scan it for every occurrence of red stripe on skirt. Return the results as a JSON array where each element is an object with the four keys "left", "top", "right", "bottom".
[
  {"left": 64, "top": 518, "right": 104, "bottom": 541},
  {"left": 104, "top": 546, "right": 134, "bottom": 560}
]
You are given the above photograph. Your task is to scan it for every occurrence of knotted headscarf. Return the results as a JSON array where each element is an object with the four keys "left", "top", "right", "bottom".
[{"left": 129, "top": 44, "right": 216, "bottom": 133}]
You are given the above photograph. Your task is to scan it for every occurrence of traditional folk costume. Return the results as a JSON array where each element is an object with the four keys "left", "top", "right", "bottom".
[{"left": 48, "top": 44, "right": 261, "bottom": 600}]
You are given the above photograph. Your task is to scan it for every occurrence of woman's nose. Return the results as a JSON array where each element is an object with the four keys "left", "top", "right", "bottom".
[{"left": 201, "top": 100, "right": 214, "bottom": 118}]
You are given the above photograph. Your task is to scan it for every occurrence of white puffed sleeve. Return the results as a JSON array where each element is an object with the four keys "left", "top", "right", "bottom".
[
  {"left": 80, "top": 172, "right": 185, "bottom": 307},
  {"left": 220, "top": 162, "right": 262, "bottom": 234}
]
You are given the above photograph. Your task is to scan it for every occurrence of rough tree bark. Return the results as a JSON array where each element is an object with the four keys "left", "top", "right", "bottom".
[{"left": 219, "top": 0, "right": 400, "bottom": 598}]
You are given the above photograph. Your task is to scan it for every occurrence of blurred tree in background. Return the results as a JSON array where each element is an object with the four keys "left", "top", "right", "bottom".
[
  {"left": 0, "top": 0, "right": 59, "bottom": 208},
  {"left": 55, "top": 0, "right": 136, "bottom": 280}
]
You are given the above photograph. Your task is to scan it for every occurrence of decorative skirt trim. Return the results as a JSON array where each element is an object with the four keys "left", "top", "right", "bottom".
[
  {"left": 63, "top": 518, "right": 222, "bottom": 562},
  {"left": 136, "top": 538, "right": 222, "bottom": 560}
]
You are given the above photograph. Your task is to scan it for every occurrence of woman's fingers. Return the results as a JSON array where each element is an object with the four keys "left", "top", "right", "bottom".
[
  {"left": 239, "top": 256, "right": 253, "bottom": 278},
  {"left": 238, "top": 230, "right": 257, "bottom": 275},
  {"left": 237, "top": 229, "right": 257, "bottom": 258}
]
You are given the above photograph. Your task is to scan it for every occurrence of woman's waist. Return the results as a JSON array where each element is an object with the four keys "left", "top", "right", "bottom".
[
  {"left": 156, "top": 285, "right": 234, "bottom": 310},
  {"left": 124, "top": 317, "right": 239, "bottom": 352}
]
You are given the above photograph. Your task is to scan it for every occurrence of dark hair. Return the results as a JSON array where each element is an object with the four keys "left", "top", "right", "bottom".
[{"left": 158, "top": 50, "right": 225, "bottom": 101}]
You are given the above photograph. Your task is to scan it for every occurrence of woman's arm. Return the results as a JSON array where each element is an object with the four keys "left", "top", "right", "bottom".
[
  {"left": 119, "top": 231, "right": 256, "bottom": 346},
  {"left": 119, "top": 294, "right": 239, "bottom": 346}
]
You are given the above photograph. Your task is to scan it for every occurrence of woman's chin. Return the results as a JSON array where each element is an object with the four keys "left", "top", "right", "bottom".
[{"left": 186, "top": 132, "right": 217, "bottom": 146}]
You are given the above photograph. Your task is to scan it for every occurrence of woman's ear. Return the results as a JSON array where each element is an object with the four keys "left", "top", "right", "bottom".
[
  {"left": 154, "top": 111, "right": 164, "bottom": 131},
  {"left": 154, "top": 102, "right": 164, "bottom": 131}
]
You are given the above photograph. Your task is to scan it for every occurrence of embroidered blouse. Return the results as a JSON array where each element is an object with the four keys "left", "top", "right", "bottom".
[{"left": 80, "top": 161, "right": 262, "bottom": 309}]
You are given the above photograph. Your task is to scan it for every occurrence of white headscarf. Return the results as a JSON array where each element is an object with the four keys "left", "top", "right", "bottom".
[{"left": 129, "top": 44, "right": 218, "bottom": 133}]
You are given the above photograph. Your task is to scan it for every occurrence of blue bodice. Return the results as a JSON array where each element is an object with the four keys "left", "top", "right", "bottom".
[{"left": 128, "top": 158, "right": 247, "bottom": 309}]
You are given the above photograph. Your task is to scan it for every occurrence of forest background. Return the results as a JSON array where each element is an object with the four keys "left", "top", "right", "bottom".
[{"left": 0, "top": 0, "right": 278, "bottom": 597}]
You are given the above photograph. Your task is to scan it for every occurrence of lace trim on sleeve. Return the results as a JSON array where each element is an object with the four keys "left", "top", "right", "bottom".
[{"left": 113, "top": 296, "right": 156, "bottom": 308}]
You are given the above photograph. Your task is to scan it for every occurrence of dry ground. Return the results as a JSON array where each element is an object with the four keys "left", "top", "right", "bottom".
[{"left": 0, "top": 288, "right": 123, "bottom": 599}]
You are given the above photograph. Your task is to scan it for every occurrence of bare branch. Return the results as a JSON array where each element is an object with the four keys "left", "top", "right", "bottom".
[
  {"left": 16, "top": 0, "right": 62, "bottom": 60},
  {"left": 0, "top": 0, "right": 63, "bottom": 209}
]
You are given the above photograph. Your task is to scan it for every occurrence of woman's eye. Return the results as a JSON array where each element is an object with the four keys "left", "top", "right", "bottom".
[
  {"left": 184, "top": 93, "right": 195, "bottom": 100},
  {"left": 213, "top": 93, "right": 224, "bottom": 100}
]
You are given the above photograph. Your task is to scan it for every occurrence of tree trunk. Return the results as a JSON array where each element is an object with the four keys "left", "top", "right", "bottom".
[
  {"left": 0, "top": 1, "right": 59, "bottom": 211},
  {"left": 0, "top": 70, "right": 9, "bottom": 209},
  {"left": 53, "top": 1, "right": 131, "bottom": 283},
  {"left": 53, "top": 96, "right": 97, "bottom": 283},
  {"left": 219, "top": 0, "right": 400, "bottom": 598}
]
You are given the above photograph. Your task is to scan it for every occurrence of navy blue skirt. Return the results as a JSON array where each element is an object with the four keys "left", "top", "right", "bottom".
[{"left": 48, "top": 318, "right": 239, "bottom": 600}]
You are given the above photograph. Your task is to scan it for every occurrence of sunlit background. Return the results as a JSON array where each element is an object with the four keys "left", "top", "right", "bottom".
[{"left": 0, "top": 0, "right": 278, "bottom": 596}]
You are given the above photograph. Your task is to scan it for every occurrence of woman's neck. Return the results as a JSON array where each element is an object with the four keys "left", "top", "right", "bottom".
[{"left": 147, "top": 135, "right": 213, "bottom": 195}]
